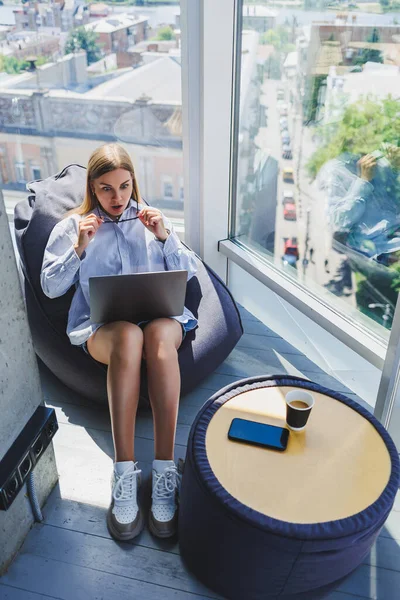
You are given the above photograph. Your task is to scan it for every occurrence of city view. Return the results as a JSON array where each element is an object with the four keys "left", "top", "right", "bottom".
[
  {"left": 0, "top": 0, "right": 399, "bottom": 333},
  {"left": 235, "top": 1, "right": 400, "bottom": 335},
  {"left": 0, "top": 0, "right": 184, "bottom": 221}
]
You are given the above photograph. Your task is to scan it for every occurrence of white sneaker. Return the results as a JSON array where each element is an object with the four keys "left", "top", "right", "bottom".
[
  {"left": 107, "top": 461, "right": 144, "bottom": 541},
  {"left": 149, "top": 459, "right": 180, "bottom": 538}
]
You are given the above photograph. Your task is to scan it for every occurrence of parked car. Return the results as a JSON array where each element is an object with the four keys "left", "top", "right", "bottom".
[
  {"left": 282, "top": 144, "right": 292, "bottom": 159},
  {"left": 280, "top": 118, "right": 288, "bottom": 131},
  {"left": 282, "top": 167, "right": 294, "bottom": 183},
  {"left": 277, "top": 89, "right": 285, "bottom": 101},
  {"left": 282, "top": 238, "right": 299, "bottom": 268},
  {"left": 283, "top": 202, "right": 296, "bottom": 221},
  {"left": 282, "top": 190, "right": 294, "bottom": 205},
  {"left": 281, "top": 130, "right": 290, "bottom": 145}
]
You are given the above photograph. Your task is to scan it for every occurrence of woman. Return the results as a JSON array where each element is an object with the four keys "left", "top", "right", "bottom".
[{"left": 40, "top": 143, "right": 197, "bottom": 541}]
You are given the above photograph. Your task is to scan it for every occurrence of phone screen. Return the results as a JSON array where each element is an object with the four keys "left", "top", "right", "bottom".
[{"left": 228, "top": 418, "right": 289, "bottom": 451}]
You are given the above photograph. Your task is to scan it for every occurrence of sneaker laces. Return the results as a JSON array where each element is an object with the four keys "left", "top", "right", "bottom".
[
  {"left": 113, "top": 463, "right": 141, "bottom": 502},
  {"left": 152, "top": 465, "right": 181, "bottom": 501}
]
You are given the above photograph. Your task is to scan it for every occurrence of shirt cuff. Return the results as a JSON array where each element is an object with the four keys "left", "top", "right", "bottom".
[
  {"left": 351, "top": 178, "right": 373, "bottom": 198},
  {"left": 68, "top": 245, "right": 84, "bottom": 268},
  {"left": 159, "top": 230, "right": 182, "bottom": 257}
]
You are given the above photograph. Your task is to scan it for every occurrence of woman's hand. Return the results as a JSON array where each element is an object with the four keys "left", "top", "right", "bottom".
[
  {"left": 138, "top": 207, "right": 169, "bottom": 242},
  {"left": 358, "top": 154, "right": 377, "bottom": 182},
  {"left": 74, "top": 213, "right": 103, "bottom": 258}
]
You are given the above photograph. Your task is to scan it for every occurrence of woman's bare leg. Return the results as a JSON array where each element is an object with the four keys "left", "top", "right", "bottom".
[
  {"left": 143, "top": 318, "right": 182, "bottom": 460},
  {"left": 87, "top": 321, "right": 144, "bottom": 462}
]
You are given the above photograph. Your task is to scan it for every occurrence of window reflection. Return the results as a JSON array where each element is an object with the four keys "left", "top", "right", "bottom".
[
  {"left": 235, "top": 3, "right": 400, "bottom": 333},
  {"left": 0, "top": 3, "right": 183, "bottom": 220}
]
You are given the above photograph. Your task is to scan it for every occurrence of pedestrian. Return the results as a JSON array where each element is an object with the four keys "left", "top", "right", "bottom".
[
  {"left": 40, "top": 143, "right": 198, "bottom": 542},
  {"left": 324, "top": 258, "right": 330, "bottom": 274},
  {"left": 309, "top": 247, "right": 315, "bottom": 263}
]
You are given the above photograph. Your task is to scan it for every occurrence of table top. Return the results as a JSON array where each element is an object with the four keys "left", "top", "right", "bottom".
[{"left": 205, "top": 385, "right": 391, "bottom": 524}]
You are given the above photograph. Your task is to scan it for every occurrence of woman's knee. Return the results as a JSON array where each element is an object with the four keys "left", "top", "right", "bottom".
[
  {"left": 110, "top": 321, "right": 144, "bottom": 358},
  {"left": 143, "top": 319, "right": 180, "bottom": 356}
]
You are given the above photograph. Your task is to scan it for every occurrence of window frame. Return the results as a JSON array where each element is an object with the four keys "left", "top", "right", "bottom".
[
  {"left": 15, "top": 161, "right": 26, "bottom": 184},
  {"left": 180, "top": 0, "right": 400, "bottom": 427}
]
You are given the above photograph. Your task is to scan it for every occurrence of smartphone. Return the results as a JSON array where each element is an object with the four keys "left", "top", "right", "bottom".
[{"left": 228, "top": 418, "right": 289, "bottom": 452}]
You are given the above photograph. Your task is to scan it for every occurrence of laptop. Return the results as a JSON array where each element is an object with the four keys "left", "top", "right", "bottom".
[{"left": 89, "top": 270, "right": 188, "bottom": 324}]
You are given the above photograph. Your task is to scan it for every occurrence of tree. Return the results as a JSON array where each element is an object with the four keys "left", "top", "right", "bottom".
[
  {"left": 390, "top": 260, "right": 400, "bottom": 293},
  {"left": 0, "top": 55, "right": 28, "bottom": 74},
  {"left": 307, "top": 97, "right": 400, "bottom": 178},
  {"left": 353, "top": 48, "right": 383, "bottom": 66},
  {"left": 260, "top": 26, "right": 289, "bottom": 51},
  {"left": 156, "top": 26, "right": 175, "bottom": 41},
  {"left": 65, "top": 27, "right": 102, "bottom": 65},
  {"left": 368, "top": 28, "right": 380, "bottom": 43},
  {"left": 352, "top": 28, "right": 383, "bottom": 66},
  {"left": 0, "top": 55, "right": 49, "bottom": 74}
]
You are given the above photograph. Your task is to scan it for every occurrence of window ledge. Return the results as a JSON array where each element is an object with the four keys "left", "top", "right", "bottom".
[{"left": 219, "top": 239, "right": 386, "bottom": 370}]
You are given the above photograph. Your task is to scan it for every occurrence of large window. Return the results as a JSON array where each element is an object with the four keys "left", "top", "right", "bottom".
[
  {"left": 0, "top": 2, "right": 183, "bottom": 221},
  {"left": 233, "top": 2, "right": 400, "bottom": 340}
]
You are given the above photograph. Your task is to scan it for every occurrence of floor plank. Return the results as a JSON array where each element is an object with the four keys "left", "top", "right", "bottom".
[
  {"left": 14, "top": 525, "right": 220, "bottom": 598},
  {"left": 47, "top": 402, "right": 191, "bottom": 447},
  {"left": 326, "top": 592, "right": 371, "bottom": 600},
  {"left": 379, "top": 513, "right": 400, "bottom": 543},
  {"left": 363, "top": 535, "right": 400, "bottom": 572},
  {"left": 2, "top": 554, "right": 215, "bottom": 600},
  {"left": 338, "top": 563, "right": 400, "bottom": 600},
  {"left": 0, "top": 585, "right": 58, "bottom": 600},
  {"left": 237, "top": 332, "right": 307, "bottom": 355},
  {"left": 242, "top": 319, "right": 281, "bottom": 337},
  {"left": 43, "top": 489, "right": 180, "bottom": 555}
]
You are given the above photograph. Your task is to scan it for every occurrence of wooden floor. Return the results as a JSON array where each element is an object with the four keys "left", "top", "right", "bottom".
[{"left": 1, "top": 305, "right": 400, "bottom": 600}]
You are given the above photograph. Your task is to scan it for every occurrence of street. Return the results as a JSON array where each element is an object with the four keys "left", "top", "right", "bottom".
[
  {"left": 256, "top": 79, "right": 298, "bottom": 270},
  {"left": 254, "top": 72, "right": 357, "bottom": 309}
]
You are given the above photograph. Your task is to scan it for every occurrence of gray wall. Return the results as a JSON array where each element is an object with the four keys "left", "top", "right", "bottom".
[{"left": 0, "top": 191, "right": 58, "bottom": 574}]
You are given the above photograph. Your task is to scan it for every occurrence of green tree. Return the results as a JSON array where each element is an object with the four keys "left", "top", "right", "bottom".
[
  {"left": 353, "top": 28, "right": 383, "bottom": 66},
  {"left": 65, "top": 27, "right": 102, "bottom": 65},
  {"left": 0, "top": 55, "right": 28, "bottom": 74},
  {"left": 390, "top": 259, "right": 400, "bottom": 293},
  {"left": 307, "top": 97, "right": 400, "bottom": 178},
  {"left": 0, "top": 55, "right": 48, "bottom": 74},
  {"left": 353, "top": 48, "right": 383, "bottom": 65},
  {"left": 156, "top": 26, "right": 175, "bottom": 41},
  {"left": 260, "top": 26, "right": 289, "bottom": 51},
  {"left": 368, "top": 28, "right": 380, "bottom": 43}
]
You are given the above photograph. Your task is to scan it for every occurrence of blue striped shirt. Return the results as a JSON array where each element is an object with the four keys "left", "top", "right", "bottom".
[{"left": 40, "top": 200, "right": 198, "bottom": 345}]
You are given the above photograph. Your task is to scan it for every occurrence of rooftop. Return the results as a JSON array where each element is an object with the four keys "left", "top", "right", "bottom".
[
  {"left": 1, "top": 303, "right": 399, "bottom": 599},
  {"left": 329, "top": 63, "right": 400, "bottom": 103},
  {"left": 314, "top": 41, "right": 343, "bottom": 75},
  {"left": 243, "top": 4, "right": 278, "bottom": 18},
  {"left": 85, "top": 13, "right": 148, "bottom": 35},
  {"left": 85, "top": 55, "right": 181, "bottom": 104}
]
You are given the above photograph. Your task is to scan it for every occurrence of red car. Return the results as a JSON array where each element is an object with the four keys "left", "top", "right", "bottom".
[
  {"left": 282, "top": 238, "right": 299, "bottom": 268},
  {"left": 283, "top": 202, "right": 296, "bottom": 221}
]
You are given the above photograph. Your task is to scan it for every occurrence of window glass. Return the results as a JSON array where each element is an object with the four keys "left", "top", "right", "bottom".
[
  {"left": 0, "top": 2, "right": 183, "bottom": 221},
  {"left": 15, "top": 162, "right": 25, "bottom": 183},
  {"left": 233, "top": 2, "right": 400, "bottom": 339},
  {"left": 163, "top": 179, "right": 174, "bottom": 199},
  {"left": 31, "top": 166, "right": 41, "bottom": 181}
]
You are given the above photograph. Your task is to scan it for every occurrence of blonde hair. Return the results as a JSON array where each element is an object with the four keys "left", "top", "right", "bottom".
[{"left": 70, "top": 143, "right": 140, "bottom": 216}]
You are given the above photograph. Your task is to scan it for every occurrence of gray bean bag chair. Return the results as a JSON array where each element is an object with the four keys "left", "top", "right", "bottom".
[{"left": 14, "top": 164, "right": 243, "bottom": 405}]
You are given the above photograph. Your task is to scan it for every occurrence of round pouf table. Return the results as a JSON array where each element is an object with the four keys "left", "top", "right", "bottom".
[{"left": 179, "top": 375, "right": 400, "bottom": 600}]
